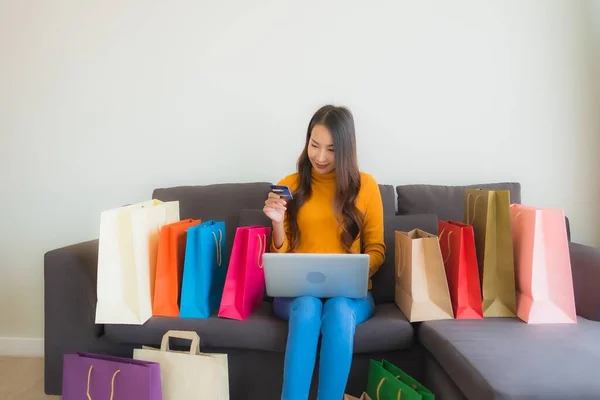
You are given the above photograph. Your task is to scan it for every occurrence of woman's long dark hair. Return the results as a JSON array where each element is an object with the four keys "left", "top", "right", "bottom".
[{"left": 286, "top": 105, "right": 364, "bottom": 253}]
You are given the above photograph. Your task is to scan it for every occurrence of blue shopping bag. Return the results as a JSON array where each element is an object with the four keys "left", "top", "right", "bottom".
[{"left": 179, "top": 220, "right": 227, "bottom": 318}]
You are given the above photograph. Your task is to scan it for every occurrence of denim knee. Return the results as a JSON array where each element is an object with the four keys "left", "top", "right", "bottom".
[
  {"left": 322, "top": 297, "right": 355, "bottom": 333},
  {"left": 290, "top": 296, "right": 323, "bottom": 321}
]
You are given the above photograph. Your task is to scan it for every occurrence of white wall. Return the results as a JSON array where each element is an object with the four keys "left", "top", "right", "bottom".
[{"left": 1, "top": 0, "right": 599, "bottom": 345}]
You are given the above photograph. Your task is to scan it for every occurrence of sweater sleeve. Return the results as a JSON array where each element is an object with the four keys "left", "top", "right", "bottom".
[
  {"left": 270, "top": 174, "right": 296, "bottom": 253},
  {"left": 361, "top": 175, "right": 386, "bottom": 277}
]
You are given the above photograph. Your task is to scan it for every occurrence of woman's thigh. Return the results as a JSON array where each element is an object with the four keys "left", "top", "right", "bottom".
[
  {"left": 352, "top": 292, "right": 375, "bottom": 325},
  {"left": 273, "top": 297, "right": 294, "bottom": 321}
]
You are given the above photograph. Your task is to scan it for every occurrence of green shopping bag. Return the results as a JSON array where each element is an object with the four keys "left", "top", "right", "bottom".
[
  {"left": 366, "top": 360, "right": 403, "bottom": 400},
  {"left": 367, "top": 360, "right": 436, "bottom": 400},
  {"left": 382, "top": 360, "right": 435, "bottom": 400}
]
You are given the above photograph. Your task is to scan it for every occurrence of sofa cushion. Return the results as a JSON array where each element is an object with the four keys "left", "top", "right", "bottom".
[
  {"left": 371, "top": 214, "right": 439, "bottom": 304},
  {"left": 105, "top": 302, "right": 413, "bottom": 354},
  {"left": 396, "top": 182, "right": 521, "bottom": 222},
  {"left": 153, "top": 182, "right": 272, "bottom": 257},
  {"left": 419, "top": 317, "right": 600, "bottom": 400},
  {"left": 378, "top": 184, "right": 396, "bottom": 216}
]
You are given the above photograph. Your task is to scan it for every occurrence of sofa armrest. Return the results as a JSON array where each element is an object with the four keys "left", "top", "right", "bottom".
[
  {"left": 570, "top": 242, "right": 600, "bottom": 321},
  {"left": 44, "top": 239, "right": 102, "bottom": 393}
]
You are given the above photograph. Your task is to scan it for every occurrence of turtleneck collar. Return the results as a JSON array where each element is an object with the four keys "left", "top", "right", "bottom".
[{"left": 311, "top": 167, "right": 336, "bottom": 184}]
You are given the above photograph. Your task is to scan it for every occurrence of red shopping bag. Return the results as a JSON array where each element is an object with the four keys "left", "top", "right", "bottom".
[
  {"left": 438, "top": 220, "right": 484, "bottom": 319},
  {"left": 153, "top": 219, "right": 201, "bottom": 317},
  {"left": 218, "top": 225, "right": 271, "bottom": 320}
]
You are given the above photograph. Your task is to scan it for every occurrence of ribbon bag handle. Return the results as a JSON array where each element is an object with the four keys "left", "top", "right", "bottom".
[
  {"left": 376, "top": 377, "right": 402, "bottom": 400},
  {"left": 257, "top": 233, "right": 267, "bottom": 268},
  {"left": 396, "top": 238, "right": 407, "bottom": 280},
  {"left": 86, "top": 365, "right": 120, "bottom": 400},
  {"left": 212, "top": 229, "right": 223, "bottom": 267},
  {"left": 160, "top": 330, "right": 201, "bottom": 355},
  {"left": 466, "top": 193, "right": 483, "bottom": 225},
  {"left": 438, "top": 229, "right": 454, "bottom": 264}
]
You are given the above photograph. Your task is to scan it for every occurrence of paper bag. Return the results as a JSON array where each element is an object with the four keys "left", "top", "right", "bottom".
[
  {"left": 438, "top": 220, "right": 484, "bottom": 319},
  {"left": 465, "top": 189, "right": 517, "bottom": 317},
  {"left": 344, "top": 393, "right": 372, "bottom": 400},
  {"left": 395, "top": 229, "right": 454, "bottom": 322},
  {"left": 180, "top": 220, "right": 227, "bottom": 318},
  {"left": 96, "top": 199, "right": 179, "bottom": 325},
  {"left": 218, "top": 225, "right": 271, "bottom": 320},
  {"left": 134, "top": 330, "right": 229, "bottom": 400},
  {"left": 153, "top": 219, "right": 202, "bottom": 317},
  {"left": 381, "top": 359, "right": 435, "bottom": 400},
  {"left": 510, "top": 204, "right": 577, "bottom": 324},
  {"left": 62, "top": 352, "right": 162, "bottom": 400},
  {"left": 366, "top": 360, "right": 404, "bottom": 400}
]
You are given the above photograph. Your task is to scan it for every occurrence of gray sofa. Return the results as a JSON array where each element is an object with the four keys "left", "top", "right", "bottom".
[{"left": 44, "top": 180, "right": 600, "bottom": 399}]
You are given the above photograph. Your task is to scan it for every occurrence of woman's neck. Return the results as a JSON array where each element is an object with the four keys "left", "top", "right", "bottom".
[{"left": 311, "top": 167, "right": 336, "bottom": 184}]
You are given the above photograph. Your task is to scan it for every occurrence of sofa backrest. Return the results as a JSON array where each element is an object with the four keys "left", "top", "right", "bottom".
[
  {"left": 153, "top": 182, "right": 272, "bottom": 257},
  {"left": 395, "top": 182, "right": 522, "bottom": 221},
  {"left": 153, "top": 182, "right": 397, "bottom": 258},
  {"left": 155, "top": 180, "right": 574, "bottom": 305}
]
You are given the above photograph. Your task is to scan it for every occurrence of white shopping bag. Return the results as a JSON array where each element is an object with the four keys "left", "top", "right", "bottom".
[
  {"left": 95, "top": 199, "right": 179, "bottom": 325},
  {"left": 133, "top": 330, "right": 229, "bottom": 400}
]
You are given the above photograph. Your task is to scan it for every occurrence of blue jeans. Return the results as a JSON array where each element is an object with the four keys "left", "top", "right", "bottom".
[{"left": 273, "top": 293, "right": 375, "bottom": 400}]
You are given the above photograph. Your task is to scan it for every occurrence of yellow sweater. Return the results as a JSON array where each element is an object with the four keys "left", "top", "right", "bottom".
[{"left": 271, "top": 169, "right": 386, "bottom": 288}]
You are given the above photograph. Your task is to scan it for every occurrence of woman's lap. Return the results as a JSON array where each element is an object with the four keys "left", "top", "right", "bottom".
[{"left": 273, "top": 293, "right": 375, "bottom": 323}]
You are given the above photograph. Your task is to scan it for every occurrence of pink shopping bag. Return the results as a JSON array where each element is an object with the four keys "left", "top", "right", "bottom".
[
  {"left": 510, "top": 204, "right": 577, "bottom": 324},
  {"left": 218, "top": 225, "right": 271, "bottom": 320}
]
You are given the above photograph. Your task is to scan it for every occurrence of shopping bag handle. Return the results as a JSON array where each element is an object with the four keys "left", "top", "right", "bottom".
[
  {"left": 86, "top": 365, "right": 120, "bottom": 400},
  {"left": 376, "top": 377, "right": 401, "bottom": 400},
  {"left": 160, "top": 330, "right": 201, "bottom": 355},
  {"left": 396, "top": 238, "right": 406, "bottom": 281},
  {"left": 438, "top": 229, "right": 453, "bottom": 264},
  {"left": 466, "top": 193, "right": 482, "bottom": 225},
  {"left": 212, "top": 229, "right": 223, "bottom": 267},
  {"left": 257, "top": 233, "right": 267, "bottom": 268}
]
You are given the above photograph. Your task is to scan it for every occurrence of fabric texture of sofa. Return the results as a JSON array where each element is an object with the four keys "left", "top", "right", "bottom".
[{"left": 44, "top": 180, "right": 600, "bottom": 399}]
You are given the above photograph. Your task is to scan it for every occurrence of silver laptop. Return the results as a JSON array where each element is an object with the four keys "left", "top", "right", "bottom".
[{"left": 262, "top": 253, "right": 370, "bottom": 298}]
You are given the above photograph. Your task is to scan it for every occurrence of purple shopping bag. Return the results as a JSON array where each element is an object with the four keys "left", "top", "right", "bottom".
[{"left": 62, "top": 352, "right": 162, "bottom": 400}]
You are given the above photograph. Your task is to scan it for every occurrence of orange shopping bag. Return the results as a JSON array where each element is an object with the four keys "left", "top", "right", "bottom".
[{"left": 152, "top": 219, "right": 202, "bottom": 317}]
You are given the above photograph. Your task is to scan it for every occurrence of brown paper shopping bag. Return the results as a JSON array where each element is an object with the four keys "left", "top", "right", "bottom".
[
  {"left": 395, "top": 229, "right": 454, "bottom": 322},
  {"left": 465, "top": 189, "right": 517, "bottom": 317}
]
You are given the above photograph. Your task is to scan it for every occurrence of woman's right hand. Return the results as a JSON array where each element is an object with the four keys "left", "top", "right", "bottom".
[{"left": 263, "top": 192, "right": 287, "bottom": 224}]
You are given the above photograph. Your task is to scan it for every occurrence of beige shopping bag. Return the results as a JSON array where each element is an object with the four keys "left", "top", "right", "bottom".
[
  {"left": 344, "top": 393, "right": 372, "bottom": 400},
  {"left": 395, "top": 229, "right": 454, "bottom": 322},
  {"left": 95, "top": 199, "right": 179, "bottom": 325},
  {"left": 465, "top": 189, "right": 517, "bottom": 317},
  {"left": 133, "top": 330, "right": 229, "bottom": 400}
]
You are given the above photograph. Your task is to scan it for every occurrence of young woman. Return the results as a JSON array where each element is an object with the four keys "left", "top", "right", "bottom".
[{"left": 263, "top": 105, "right": 386, "bottom": 400}]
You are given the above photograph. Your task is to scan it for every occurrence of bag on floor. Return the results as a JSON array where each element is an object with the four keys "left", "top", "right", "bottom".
[
  {"left": 62, "top": 352, "right": 162, "bottom": 400},
  {"left": 395, "top": 229, "right": 454, "bottom": 322},
  {"left": 380, "top": 359, "right": 435, "bottom": 400},
  {"left": 133, "top": 330, "right": 229, "bottom": 400},
  {"left": 510, "top": 204, "right": 577, "bottom": 324},
  {"left": 179, "top": 220, "right": 227, "bottom": 318},
  {"left": 438, "top": 220, "right": 484, "bottom": 319},
  {"left": 218, "top": 225, "right": 271, "bottom": 320},
  {"left": 95, "top": 199, "right": 179, "bottom": 325},
  {"left": 465, "top": 189, "right": 517, "bottom": 317},
  {"left": 153, "top": 219, "right": 202, "bottom": 317},
  {"left": 344, "top": 393, "right": 372, "bottom": 400},
  {"left": 366, "top": 360, "right": 406, "bottom": 400}
]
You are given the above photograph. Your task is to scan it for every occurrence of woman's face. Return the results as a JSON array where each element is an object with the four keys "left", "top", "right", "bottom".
[{"left": 307, "top": 124, "right": 335, "bottom": 174}]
